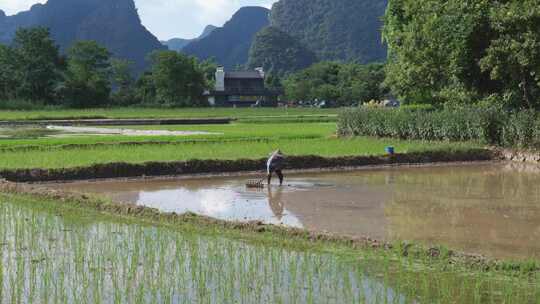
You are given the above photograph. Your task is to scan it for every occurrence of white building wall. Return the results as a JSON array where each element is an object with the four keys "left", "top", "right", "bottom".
[{"left": 215, "top": 67, "right": 225, "bottom": 91}]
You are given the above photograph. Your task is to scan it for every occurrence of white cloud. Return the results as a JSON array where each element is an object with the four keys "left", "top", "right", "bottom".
[
  {"left": 0, "top": 0, "right": 275, "bottom": 40},
  {"left": 135, "top": 0, "right": 276, "bottom": 40},
  {"left": 0, "top": 0, "right": 45, "bottom": 15}
]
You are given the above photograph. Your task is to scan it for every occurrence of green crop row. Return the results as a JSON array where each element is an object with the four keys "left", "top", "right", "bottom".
[
  {"left": 0, "top": 137, "right": 478, "bottom": 169},
  {"left": 0, "top": 107, "right": 339, "bottom": 121},
  {"left": 338, "top": 107, "right": 540, "bottom": 149}
]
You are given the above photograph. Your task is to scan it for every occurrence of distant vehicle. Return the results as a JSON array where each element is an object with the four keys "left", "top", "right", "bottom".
[
  {"left": 317, "top": 100, "right": 336, "bottom": 108},
  {"left": 383, "top": 98, "right": 401, "bottom": 108}
]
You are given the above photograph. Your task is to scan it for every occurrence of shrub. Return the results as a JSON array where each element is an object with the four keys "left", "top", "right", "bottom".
[
  {"left": 502, "top": 111, "right": 538, "bottom": 149},
  {"left": 338, "top": 106, "right": 540, "bottom": 149},
  {"left": 0, "top": 99, "right": 49, "bottom": 111}
]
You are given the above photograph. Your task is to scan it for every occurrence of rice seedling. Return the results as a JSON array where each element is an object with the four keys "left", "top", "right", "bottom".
[
  {"left": 0, "top": 107, "right": 339, "bottom": 122},
  {"left": 0, "top": 195, "right": 536, "bottom": 303},
  {"left": 0, "top": 136, "right": 478, "bottom": 169},
  {"left": 0, "top": 122, "right": 336, "bottom": 149}
]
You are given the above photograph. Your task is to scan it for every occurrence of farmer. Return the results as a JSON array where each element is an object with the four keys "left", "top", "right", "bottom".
[{"left": 267, "top": 150, "right": 285, "bottom": 186}]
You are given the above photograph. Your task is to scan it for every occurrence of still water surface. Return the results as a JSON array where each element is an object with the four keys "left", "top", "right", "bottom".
[{"left": 48, "top": 162, "right": 540, "bottom": 259}]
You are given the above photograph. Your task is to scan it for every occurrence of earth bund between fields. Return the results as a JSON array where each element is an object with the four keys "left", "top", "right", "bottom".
[{"left": 0, "top": 149, "right": 496, "bottom": 183}]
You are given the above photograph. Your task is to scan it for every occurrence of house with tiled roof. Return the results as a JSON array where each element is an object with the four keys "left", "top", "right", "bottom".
[{"left": 205, "top": 67, "right": 279, "bottom": 107}]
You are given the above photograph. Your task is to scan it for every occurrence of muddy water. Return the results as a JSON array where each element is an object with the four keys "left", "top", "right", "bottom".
[
  {"left": 46, "top": 125, "right": 220, "bottom": 136},
  {"left": 48, "top": 162, "right": 540, "bottom": 259}
]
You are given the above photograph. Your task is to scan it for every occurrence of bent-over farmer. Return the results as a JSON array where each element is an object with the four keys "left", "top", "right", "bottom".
[{"left": 267, "top": 150, "right": 285, "bottom": 186}]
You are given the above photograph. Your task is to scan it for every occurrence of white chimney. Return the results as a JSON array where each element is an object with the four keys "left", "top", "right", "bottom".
[
  {"left": 215, "top": 66, "right": 225, "bottom": 91},
  {"left": 255, "top": 67, "right": 265, "bottom": 78}
]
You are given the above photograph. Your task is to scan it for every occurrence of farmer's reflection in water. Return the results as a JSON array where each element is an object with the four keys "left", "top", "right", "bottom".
[{"left": 267, "top": 186, "right": 285, "bottom": 221}]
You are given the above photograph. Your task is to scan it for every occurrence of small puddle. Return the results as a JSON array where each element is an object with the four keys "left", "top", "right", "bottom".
[{"left": 46, "top": 162, "right": 540, "bottom": 260}]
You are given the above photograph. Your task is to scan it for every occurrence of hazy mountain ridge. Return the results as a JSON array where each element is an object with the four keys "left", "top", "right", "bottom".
[
  {"left": 270, "top": 0, "right": 388, "bottom": 64},
  {"left": 182, "top": 6, "right": 270, "bottom": 69},
  {"left": 247, "top": 26, "right": 317, "bottom": 76},
  {"left": 162, "top": 25, "right": 217, "bottom": 52},
  {"left": 0, "top": 0, "right": 389, "bottom": 73},
  {"left": 0, "top": 0, "right": 165, "bottom": 72}
]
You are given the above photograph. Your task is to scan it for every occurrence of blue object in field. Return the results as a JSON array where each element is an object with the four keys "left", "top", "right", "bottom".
[{"left": 385, "top": 146, "right": 395, "bottom": 155}]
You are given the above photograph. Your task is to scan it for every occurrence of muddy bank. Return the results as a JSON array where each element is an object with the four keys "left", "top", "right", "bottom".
[
  {"left": 497, "top": 148, "right": 540, "bottom": 163},
  {"left": 0, "top": 149, "right": 494, "bottom": 183},
  {"left": 0, "top": 118, "right": 234, "bottom": 127},
  {"left": 0, "top": 179, "right": 536, "bottom": 274}
]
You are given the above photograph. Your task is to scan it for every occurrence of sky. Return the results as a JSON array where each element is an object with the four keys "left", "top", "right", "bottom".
[{"left": 0, "top": 0, "right": 277, "bottom": 40}]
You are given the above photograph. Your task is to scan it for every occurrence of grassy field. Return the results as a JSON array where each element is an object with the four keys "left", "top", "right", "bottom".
[
  {"left": 0, "top": 122, "right": 335, "bottom": 148},
  {"left": 0, "top": 136, "right": 477, "bottom": 169},
  {"left": 0, "top": 120, "right": 480, "bottom": 169},
  {"left": 0, "top": 107, "right": 339, "bottom": 121}
]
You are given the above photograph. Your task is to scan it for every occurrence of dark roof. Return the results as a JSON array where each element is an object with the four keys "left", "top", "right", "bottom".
[
  {"left": 208, "top": 88, "right": 280, "bottom": 96},
  {"left": 225, "top": 71, "right": 263, "bottom": 79}
]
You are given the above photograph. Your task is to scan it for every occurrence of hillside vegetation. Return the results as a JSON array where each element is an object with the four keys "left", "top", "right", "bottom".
[
  {"left": 247, "top": 27, "right": 317, "bottom": 76},
  {"left": 183, "top": 7, "right": 270, "bottom": 69},
  {"left": 270, "top": 0, "right": 388, "bottom": 64},
  {"left": 0, "top": 0, "right": 165, "bottom": 73}
]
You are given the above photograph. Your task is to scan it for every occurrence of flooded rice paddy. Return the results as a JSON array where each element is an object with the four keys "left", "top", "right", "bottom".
[
  {"left": 0, "top": 198, "right": 378, "bottom": 303},
  {"left": 0, "top": 125, "right": 219, "bottom": 139},
  {"left": 0, "top": 195, "right": 536, "bottom": 303},
  {"left": 48, "top": 162, "right": 540, "bottom": 260},
  {"left": 45, "top": 125, "right": 220, "bottom": 137}
]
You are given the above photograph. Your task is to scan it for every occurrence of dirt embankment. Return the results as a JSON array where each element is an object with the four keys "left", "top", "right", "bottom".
[
  {"left": 0, "top": 149, "right": 494, "bottom": 183},
  {"left": 497, "top": 148, "right": 540, "bottom": 163}
]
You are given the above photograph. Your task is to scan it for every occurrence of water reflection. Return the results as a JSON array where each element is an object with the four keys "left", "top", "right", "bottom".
[
  {"left": 133, "top": 185, "right": 302, "bottom": 227},
  {"left": 46, "top": 162, "right": 540, "bottom": 259}
]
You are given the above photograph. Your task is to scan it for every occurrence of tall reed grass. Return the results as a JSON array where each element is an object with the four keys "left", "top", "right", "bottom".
[{"left": 338, "top": 106, "right": 540, "bottom": 149}]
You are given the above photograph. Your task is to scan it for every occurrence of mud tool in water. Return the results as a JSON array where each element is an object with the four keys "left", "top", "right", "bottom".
[{"left": 246, "top": 178, "right": 265, "bottom": 188}]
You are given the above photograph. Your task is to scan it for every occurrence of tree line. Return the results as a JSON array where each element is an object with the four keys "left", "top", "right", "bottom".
[
  {"left": 0, "top": 26, "right": 389, "bottom": 109},
  {"left": 4, "top": 0, "right": 539, "bottom": 111},
  {"left": 0, "top": 27, "right": 214, "bottom": 108},
  {"left": 280, "top": 62, "right": 388, "bottom": 106},
  {"left": 383, "top": 0, "right": 540, "bottom": 109},
  {"left": 268, "top": 0, "right": 540, "bottom": 110}
]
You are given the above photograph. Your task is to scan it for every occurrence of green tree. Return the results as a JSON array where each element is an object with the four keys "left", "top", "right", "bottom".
[
  {"left": 480, "top": 1, "right": 540, "bottom": 109},
  {"left": 342, "top": 63, "right": 388, "bottom": 103},
  {"left": 62, "top": 41, "right": 111, "bottom": 107},
  {"left": 149, "top": 50, "right": 207, "bottom": 106},
  {"left": 265, "top": 74, "right": 284, "bottom": 92},
  {"left": 134, "top": 72, "right": 157, "bottom": 104},
  {"left": 384, "top": 0, "right": 540, "bottom": 108},
  {"left": 110, "top": 58, "right": 136, "bottom": 105},
  {"left": 198, "top": 58, "right": 218, "bottom": 88},
  {"left": 283, "top": 62, "right": 387, "bottom": 105},
  {"left": 0, "top": 45, "right": 18, "bottom": 100},
  {"left": 11, "top": 27, "right": 62, "bottom": 103}
]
